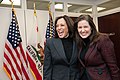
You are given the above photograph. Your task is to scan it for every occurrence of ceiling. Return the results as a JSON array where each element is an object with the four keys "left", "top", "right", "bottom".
[
  {"left": 68, "top": 0, "right": 120, "bottom": 13},
  {"left": 26, "top": 0, "right": 120, "bottom": 13},
  {"left": 0, "top": 0, "right": 120, "bottom": 13},
  {"left": 98, "top": 0, "right": 120, "bottom": 12}
]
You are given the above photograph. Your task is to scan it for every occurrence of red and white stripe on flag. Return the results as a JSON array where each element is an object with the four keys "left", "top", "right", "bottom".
[
  {"left": 3, "top": 9, "right": 30, "bottom": 80},
  {"left": 26, "top": 45, "right": 42, "bottom": 80}
]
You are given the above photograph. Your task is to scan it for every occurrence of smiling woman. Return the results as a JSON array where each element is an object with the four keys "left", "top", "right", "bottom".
[
  {"left": 43, "top": 15, "right": 80, "bottom": 80},
  {"left": 74, "top": 14, "right": 120, "bottom": 80}
]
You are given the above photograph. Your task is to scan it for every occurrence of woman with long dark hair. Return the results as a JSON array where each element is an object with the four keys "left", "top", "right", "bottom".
[
  {"left": 74, "top": 14, "right": 120, "bottom": 80},
  {"left": 43, "top": 15, "right": 80, "bottom": 80}
]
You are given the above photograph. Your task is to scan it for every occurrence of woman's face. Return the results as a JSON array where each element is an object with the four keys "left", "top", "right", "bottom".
[
  {"left": 56, "top": 18, "right": 69, "bottom": 38},
  {"left": 77, "top": 20, "right": 91, "bottom": 39}
]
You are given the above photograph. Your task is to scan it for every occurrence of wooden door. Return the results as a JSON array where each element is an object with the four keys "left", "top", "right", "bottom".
[{"left": 98, "top": 12, "right": 120, "bottom": 68}]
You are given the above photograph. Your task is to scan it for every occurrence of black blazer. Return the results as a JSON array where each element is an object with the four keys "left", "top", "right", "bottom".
[{"left": 43, "top": 38, "right": 80, "bottom": 80}]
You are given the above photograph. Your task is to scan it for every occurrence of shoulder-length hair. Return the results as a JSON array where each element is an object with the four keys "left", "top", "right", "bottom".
[
  {"left": 54, "top": 15, "right": 74, "bottom": 38},
  {"left": 74, "top": 14, "right": 99, "bottom": 48}
]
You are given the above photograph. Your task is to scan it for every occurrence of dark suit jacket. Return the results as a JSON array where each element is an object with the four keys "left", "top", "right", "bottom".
[
  {"left": 43, "top": 38, "right": 80, "bottom": 80},
  {"left": 78, "top": 34, "right": 120, "bottom": 80}
]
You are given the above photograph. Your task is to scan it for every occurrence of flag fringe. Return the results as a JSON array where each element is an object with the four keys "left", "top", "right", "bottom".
[
  {"left": 30, "top": 68, "right": 37, "bottom": 80},
  {"left": 3, "top": 67, "right": 12, "bottom": 80}
]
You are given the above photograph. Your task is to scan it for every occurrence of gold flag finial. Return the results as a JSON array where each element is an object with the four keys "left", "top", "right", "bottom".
[
  {"left": 9, "top": 0, "right": 14, "bottom": 10},
  {"left": 9, "top": 0, "right": 16, "bottom": 16},
  {"left": 34, "top": 2, "right": 37, "bottom": 17},
  {"left": 48, "top": 2, "right": 52, "bottom": 11},
  {"left": 48, "top": 2, "right": 52, "bottom": 16}
]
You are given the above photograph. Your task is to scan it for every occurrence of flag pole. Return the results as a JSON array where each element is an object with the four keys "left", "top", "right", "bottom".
[
  {"left": 9, "top": 0, "right": 15, "bottom": 13},
  {"left": 9, "top": 0, "right": 20, "bottom": 32},
  {"left": 33, "top": 0, "right": 37, "bottom": 17},
  {"left": 48, "top": 2, "right": 52, "bottom": 18},
  {"left": 48, "top": 2, "right": 52, "bottom": 38},
  {"left": 33, "top": 2, "right": 39, "bottom": 49},
  {"left": 48, "top": 2, "right": 51, "bottom": 14}
]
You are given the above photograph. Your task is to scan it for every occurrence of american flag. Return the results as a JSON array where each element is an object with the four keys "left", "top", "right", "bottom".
[
  {"left": 45, "top": 10, "right": 55, "bottom": 39},
  {"left": 3, "top": 9, "right": 30, "bottom": 80}
]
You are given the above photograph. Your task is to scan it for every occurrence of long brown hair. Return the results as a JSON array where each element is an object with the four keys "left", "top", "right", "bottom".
[{"left": 74, "top": 15, "right": 99, "bottom": 48}]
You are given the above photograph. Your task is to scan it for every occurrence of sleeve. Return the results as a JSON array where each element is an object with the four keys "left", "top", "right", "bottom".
[
  {"left": 100, "top": 35, "right": 120, "bottom": 80},
  {"left": 43, "top": 40, "right": 52, "bottom": 80}
]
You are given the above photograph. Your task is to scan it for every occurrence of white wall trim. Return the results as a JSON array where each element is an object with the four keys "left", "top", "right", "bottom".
[{"left": 98, "top": 7, "right": 120, "bottom": 17}]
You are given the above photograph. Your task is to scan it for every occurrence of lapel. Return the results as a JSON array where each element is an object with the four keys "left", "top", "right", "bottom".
[
  {"left": 53, "top": 38, "right": 68, "bottom": 63},
  {"left": 69, "top": 41, "right": 76, "bottom": 64},
  {"left": 78, "top": 48, "right": 86, "bottom": 67},
  {"left": 85, "top": 42, "right": 96, "bottom": 65},
  {"left": 78, "top": 42, "right": 95, "bottom": 67}
]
